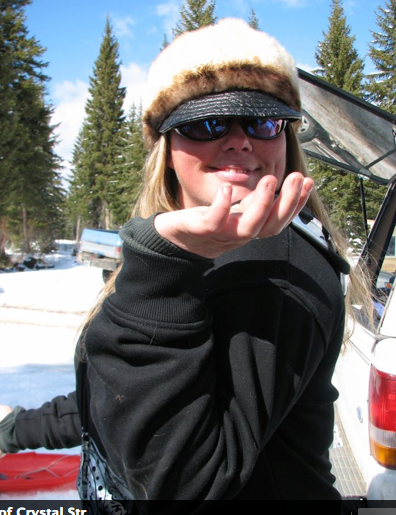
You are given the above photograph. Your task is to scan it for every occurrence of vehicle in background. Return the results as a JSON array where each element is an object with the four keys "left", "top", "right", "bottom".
[
  {"left": 297, "top": 69, "right": 396, "bottom": 503},
  {"left": 77, "top": 228, "right": 123, "bottom": 282},
  {"left": 333, "top": 179, "right": 396, "bottom": 502}
]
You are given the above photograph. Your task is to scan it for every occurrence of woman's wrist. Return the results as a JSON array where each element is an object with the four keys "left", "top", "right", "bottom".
[{"left": 120, "top": 214, "right": 212, "bottom": 261}]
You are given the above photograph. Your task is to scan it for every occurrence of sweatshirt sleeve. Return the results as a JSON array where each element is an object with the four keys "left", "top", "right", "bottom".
[
  {"left": 85, "top": 215, "right": 344, "bottom": 503},
  {"left": 0, "top": 392, "right": 81, "bottom": 453}
]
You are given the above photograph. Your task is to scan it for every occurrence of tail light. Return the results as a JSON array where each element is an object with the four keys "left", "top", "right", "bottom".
[
  {"left": 369, "top": 365, "right": 396, "bottom": 469},
  {"left": 115, "top": 245, "right": 122, "bottom": 258}
]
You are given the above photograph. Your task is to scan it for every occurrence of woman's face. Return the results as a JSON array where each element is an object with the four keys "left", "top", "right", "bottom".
[{"left": 168, "top": 119, "right": 287, "bottom": 209}]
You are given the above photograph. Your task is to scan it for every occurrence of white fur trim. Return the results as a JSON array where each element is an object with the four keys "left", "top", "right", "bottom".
[{"left": 143, "top": 18, "right": 300, "bottom": 147}]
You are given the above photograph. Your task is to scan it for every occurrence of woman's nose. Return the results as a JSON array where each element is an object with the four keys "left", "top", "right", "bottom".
[{"left": 220, "top": 120, "right": 253, "bottom": 152}]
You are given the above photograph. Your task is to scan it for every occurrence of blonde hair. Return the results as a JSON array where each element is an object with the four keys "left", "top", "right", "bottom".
[
  {"left": 132, "top": 136, "right": 177, "bottom": 217},
  {"left": 78, "top": 124, "right": 373, "bottom": 344}
]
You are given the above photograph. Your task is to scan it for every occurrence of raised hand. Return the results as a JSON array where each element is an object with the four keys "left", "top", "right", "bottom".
[{"left": 154, "top": 172, "right": 314, "bottom": 259}]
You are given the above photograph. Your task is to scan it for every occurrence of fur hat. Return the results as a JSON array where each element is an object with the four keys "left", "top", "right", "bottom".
[{"left": 142, "top": 18, "right": 301, "bottom": 148}]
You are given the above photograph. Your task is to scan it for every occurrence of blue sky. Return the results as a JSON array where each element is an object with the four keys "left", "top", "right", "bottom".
[{"left": 24, "top": 0, "right": 384, "bottom": 176}]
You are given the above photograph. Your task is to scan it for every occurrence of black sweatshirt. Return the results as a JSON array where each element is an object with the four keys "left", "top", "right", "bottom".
[{"left": 0, "top": 214, "right": 346, "bottom": 503}]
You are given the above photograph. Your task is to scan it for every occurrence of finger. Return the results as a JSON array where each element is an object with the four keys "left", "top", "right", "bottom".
[
  {"left": 202, "top": 183, "right": 233, "bottom": 233},
  {"left": 236, "top": 175, "right": 278, "bottom": 212},
  {"left": 257, "top": 173, "right": 309, "bottom": 236},
  {"left": 288, "top": 177, "right": 314, "bottom": 222},
  {"left": 274, "top": 175, "right": 313, "bottom": 228},
  {"left": 231, "top": 175, "right": 278, "bottom": 238}
]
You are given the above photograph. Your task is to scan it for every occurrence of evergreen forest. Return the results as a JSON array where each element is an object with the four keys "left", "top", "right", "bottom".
[{"left": 1, "top": 0, "right": 395, "bottom": 265}]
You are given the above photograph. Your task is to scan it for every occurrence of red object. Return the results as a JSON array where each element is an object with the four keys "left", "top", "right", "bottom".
[
  {"left": 0, "top": 452, "right": 80, "bottom": 492},
  {"left": 369, "top": 366, "right": 396, "bottom": 432},
  {"left": 369, "top": 365, "right": 396, "bottom": 469}
]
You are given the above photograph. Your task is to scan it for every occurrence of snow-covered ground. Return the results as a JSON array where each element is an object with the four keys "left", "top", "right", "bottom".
[{"left": 0, "top": 245, "right": 104, "bottom": 500}]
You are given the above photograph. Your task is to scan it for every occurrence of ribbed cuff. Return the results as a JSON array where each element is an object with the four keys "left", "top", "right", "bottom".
[
  {"left": 108, "top": 215, "right": 214, "bottom": 326},
  {"left": 0, "top": 406, "right": 25, "bottom": 453},
  {"left": 120, "top": 214, "right": 211, "bottom": 261}
]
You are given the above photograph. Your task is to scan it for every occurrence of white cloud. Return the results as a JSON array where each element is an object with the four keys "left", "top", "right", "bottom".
[
  {"left": 50, "top": 62, "right": 148, "bottom": 182},
  {"left": 274, "top": 0, "right": 307, "bottom": 6},
  {"left": 147, "top": 25, "right": 159, "bottom": 35},
  {"left": 51, "top": 80, "right": 89, "bottom": 179},
  {"left": 343, "top": 0, "right": 356, "bottom": 15},
  {"left": 229, "top": 0, "right": 249, "bottom": 15},
  {"left": 121, "top": 61, "right": 148, "bottom": 112},
  {"left": 156, "top": 0, "right": 180, "bottom": 37},
  {"left": 112, "top": 16, "right": 136, "bottom": 39}
]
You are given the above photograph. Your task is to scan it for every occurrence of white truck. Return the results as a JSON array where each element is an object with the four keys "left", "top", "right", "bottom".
[
  {"left": 77, "top": 228, "right": 123, "bottom": 282},
  {"left": 297, "top": 70, "right": 396, "bottom": 504},
  {"left": 333, "top": 180, "right": 396, "bottom": 503}
]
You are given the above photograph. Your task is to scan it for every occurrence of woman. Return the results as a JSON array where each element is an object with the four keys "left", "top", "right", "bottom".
[{"left": 0, "top": 19, "right": 359, "bottom": 505}]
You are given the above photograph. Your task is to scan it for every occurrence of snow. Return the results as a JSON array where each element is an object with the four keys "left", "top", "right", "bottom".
[{"left": 0, "top": 245, "right": 104, "bottom": 500}]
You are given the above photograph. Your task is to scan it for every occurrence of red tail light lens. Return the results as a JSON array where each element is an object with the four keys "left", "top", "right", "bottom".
[{"left": 369, "top": 365, "right": 396, "bottom": 469}]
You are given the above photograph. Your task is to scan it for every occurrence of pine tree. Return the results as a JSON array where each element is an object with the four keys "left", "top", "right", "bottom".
[
  {"left": 113, "top": 103, "right": 147, "bottom": 224},
  {"left": 0, "top": 0, "right": 64, "bottom": 257},
  {"left": 67, "top": 17, "right": 127, "bottom": 230},
  {"left": 161, "top": 33, "right": 169, "bottom": 50},
  {"left": 315, "top": 0, "right": 364, "bottom": 95},
  {"left": 66, "top": 128, "right": 90, "bottom": 240},
  {"left": 0, "top": 2, "right": 19, "bottom": 185},
  {"left": 248, "top": 8, "right": 260, "bottom": 30},
  {"left": 173, "top": 0, "right": 217, "bottom": 37},
  {"left": 366, "top": 0, "right": 396, "bottom": 114},
  {"left": 10, "top": 87, "right": 65, "bottom": 253},
  {"left": 311, "top": 0, "right": 368, "bottom": 247}
]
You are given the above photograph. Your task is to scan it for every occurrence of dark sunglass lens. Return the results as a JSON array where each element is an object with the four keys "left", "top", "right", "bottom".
[
  {"left": 178, "top": 118, "right": 229, "bottom": 140},
  {"left": 246, "top": 119, "right": 285, "bottom": 139}
]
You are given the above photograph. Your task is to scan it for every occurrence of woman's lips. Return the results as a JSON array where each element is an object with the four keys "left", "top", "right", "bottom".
[{"left": 210, "top": 166, "right": 259, "bottom": 182}]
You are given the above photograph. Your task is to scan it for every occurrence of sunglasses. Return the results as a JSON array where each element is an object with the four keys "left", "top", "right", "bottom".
[{"left": 174, "top": 117, "right": 288, "bottom": 141}]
